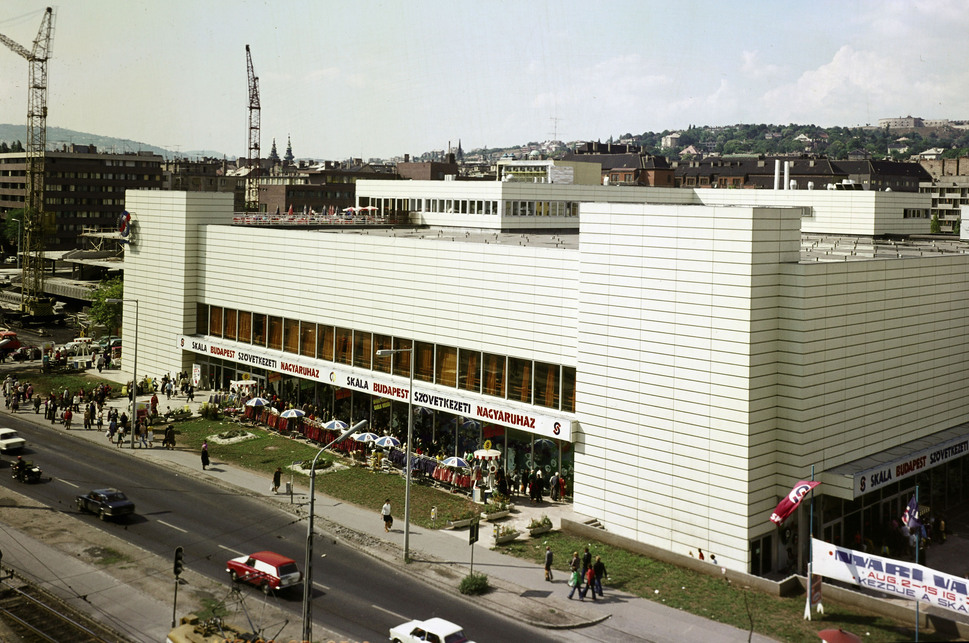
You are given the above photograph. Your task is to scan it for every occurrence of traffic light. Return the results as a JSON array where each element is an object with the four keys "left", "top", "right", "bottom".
[{"left": 173, "top": 546, "right": 184, "bottom": 577}]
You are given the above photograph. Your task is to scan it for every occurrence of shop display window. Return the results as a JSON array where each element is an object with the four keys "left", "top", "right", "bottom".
[
  {"left": 283, "top": 318, "right": 299, "bottom": 353},
  {"left": 435, "top": 345, "right": 457, "bottom": 387},
  {"left": 353, "top": 331, "right": 372, "bottom": 369},
  {"left": 335, "top": 327, "right": 352, "bottom": 364},
  {"left": 268, "top": 316, "right": 283, "bottom": 351},
  {"left": 458, "top": 349, "right": 480, "bottom": 392},
  {"left": 299, "top": 322, "right": 316, "bottom": 357}
]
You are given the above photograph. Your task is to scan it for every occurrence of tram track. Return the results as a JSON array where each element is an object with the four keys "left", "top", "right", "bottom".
[{"left": 0, "top": 581, "right": 131, "bottom": 643}]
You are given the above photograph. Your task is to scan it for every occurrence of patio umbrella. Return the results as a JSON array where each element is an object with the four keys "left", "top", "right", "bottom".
[
  {"left": 245, "top": 397, "right": 270, "bottom": 407},
  {"left": 461, "top": 419, "right": 481, "bottom": 431},
  {"left": 280, "top": 409, "right": 305, "bottom": 419},
  {"left": 353, "top": 432, "right": 379, "bottom": 443},
  {"left": 374, "top": 435, "right": 401, "bottom": 448},
  {"left": 323, "top": 419, "right": 349, "bottom": 430},
  {"left": 817, "top": 629, "right": 862, "bottom": 643},
  {"left": 442, "top": 456, "right": 469, "bottom": 468},
  {"left": 473, "top": 448, "right": 502, "bottom": 461},
  {"left": 534, "top": 438, "right": 555, "bottom": 449}
]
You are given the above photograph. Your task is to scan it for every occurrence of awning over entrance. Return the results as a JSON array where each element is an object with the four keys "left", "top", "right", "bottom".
[{"left": 823, "top": 422, "right": 969, "bottom": 500}]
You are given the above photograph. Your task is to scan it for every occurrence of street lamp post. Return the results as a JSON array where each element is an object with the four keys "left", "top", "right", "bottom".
[
  {"left": 106, "top": 298, "right": 138, "bottom": 448},
  {"left": 376, "top": 346, "right": 414, "bottom": 561},
  {"left": 302, "top": 419, "right": 367, "bottom": 643}
]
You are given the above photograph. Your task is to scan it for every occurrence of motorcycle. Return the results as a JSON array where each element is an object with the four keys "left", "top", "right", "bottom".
[{"left": 10, "top": 460, "right": 43, "bottom": 483}]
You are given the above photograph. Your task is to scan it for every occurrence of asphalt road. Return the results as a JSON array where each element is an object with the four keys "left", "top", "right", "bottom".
[{"left": 0, "top": 414, "right": 560, "bottom": 643}]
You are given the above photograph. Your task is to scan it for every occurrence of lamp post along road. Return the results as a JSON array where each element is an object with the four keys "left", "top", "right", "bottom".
[
  {"left": 302, "top": 419, "right": 367, "bottom": 643},
  {"left": 377, "top": 347, "right": 414, "bottom": 561},
  {"left": 106, "top": 298, "right": 138, "bottom": 448}
]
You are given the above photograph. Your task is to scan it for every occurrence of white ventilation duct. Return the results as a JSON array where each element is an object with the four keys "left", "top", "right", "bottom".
[
  {"left": 783, "top": 161, "right": 790, "bottom": 190},
  {"left": 773, "top": 160, "right": 781, "bottom": 190}
]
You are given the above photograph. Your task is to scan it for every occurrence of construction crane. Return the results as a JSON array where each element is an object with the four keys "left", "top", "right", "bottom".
[
  {"left": 0, "top": 7, "right": 55, "bottom": 318},
  {"left": 245, "top": 44, "right": 260, "bottom": 213}
]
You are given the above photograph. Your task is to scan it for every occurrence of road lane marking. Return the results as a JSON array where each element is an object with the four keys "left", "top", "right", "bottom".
[
  {"left": 58, "top": 479, "right": 79, "bottom": 488},
  {"left": 371, "top": 604, "right": 406, "bottom": 620},
  {"left": 157, "top": 520, "right": 187, "bottom": 533},
  {"left": 219, "top": 544, "right": 244, "bottom": 556},
  {"left": 313, "top": 581, "right": 330, "bottom": 590}
]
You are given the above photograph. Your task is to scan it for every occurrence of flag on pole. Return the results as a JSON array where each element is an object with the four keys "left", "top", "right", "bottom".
[
  {"left": 902, "top": 495, "right": 922, "bottom": 529},
  {"left": 770, "top": 480, "right": 821, "bottom": 525}
]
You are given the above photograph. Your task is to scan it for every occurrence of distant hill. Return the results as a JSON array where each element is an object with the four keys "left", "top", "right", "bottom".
[{"left": 0, "top": 124, "right": 228, "bottom": 160}]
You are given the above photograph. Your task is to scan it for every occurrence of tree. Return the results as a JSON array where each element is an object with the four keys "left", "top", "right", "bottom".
[
  {"left": 88, "top": 277, "right": 124, "bottom": 330},
  {"left": 2, "top": 209, "right": 24, "bottom": 249},
  {"left": 930, "top": 215, "right": 941, "bottom": 234}
]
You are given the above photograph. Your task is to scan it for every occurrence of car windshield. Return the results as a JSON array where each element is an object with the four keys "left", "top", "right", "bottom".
[
  {"left": 443, "top": 633, "right": 468, "bottom": 643},
  {"left": 104, "top": 492, "right": 128, "bottom": 502},
  {"left": 0, "top": 431, "right": 18, "bottom": 438}
]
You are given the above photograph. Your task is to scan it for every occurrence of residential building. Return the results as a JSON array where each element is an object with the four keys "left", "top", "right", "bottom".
[
  {"left": 562, "top": 142, "right": 674, "bottom": 187},
  {"left": 919, "top": 156, "right": 969, "bottom": 233}
]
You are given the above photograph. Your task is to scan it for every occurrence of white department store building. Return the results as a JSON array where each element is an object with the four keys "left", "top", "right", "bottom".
[{"left": 120, "top": 181, "right": 969, "bottom": 575}]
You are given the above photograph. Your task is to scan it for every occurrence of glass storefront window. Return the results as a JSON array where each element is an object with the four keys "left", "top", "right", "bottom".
[
  {"left": 435, "top": 346, "right": 457, "bottom": 387},
  {"left": 238, "top": 311, "right": 252, "bottom": 343},
  {"left": 482, "top": 353, "right": 505, "bottom": 398},
  {"left": 508, "top": 357, "right": 532, "bottom": 404},
  {"left": 299, "top": 322, "right": 316, "bottom": 357},
  {"left": 458, "top": 349, "right": 480, "bottom": 392},
  {"left": 268, "top": 316, "right": 283, "bottom": 350},
  {"left": 562, "top": 367, "right": 576, "bottom": 412},
  {"left": 284, "top": 318, "right": 299, "bottom": 353},
  {"left": 533, "top": 361, "right": 558, "bottom": 409},
  {"left": 224, "top": 309, "right": 237, "bottom": 341},
  {"left": 253, "top": 314, "right": 266, "bottom": 346},
  {"left": 335, "top": 327, "right": 352, "bottom": 364},
  {"left": 318, "top": 325, "right": 333, "bottom": 361},
  {"left": 392, "top": 338, "right": 413, "bottom": 377},
  {"left": 196, "top": 303, "right": 208, "bottom": 335},
  {"left": 353, "top": 331, "right": 372, "bottom": 369},
  {"left": 415, "top": 341, "right": 434, "bottom": 382},
  {"left": 372, "top": 334, "right": 392, "bottom": 373},
  {"left": 209, "top": 306, "right": 223, "bottom": 337}
]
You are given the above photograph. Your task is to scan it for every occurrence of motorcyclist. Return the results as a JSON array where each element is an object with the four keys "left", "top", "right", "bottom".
[{"left": 13, "top": 456, "right": 26, "bottom": 481}]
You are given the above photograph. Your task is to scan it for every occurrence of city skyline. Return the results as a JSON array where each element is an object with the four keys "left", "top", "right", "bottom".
[{"left": 1, "top": 0, "right": 967, "bottom": 161}]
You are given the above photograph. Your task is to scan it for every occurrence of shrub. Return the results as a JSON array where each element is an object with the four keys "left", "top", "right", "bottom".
[
  {"left": 528, "top": 515, "right": 552, "bottom": 530},
  {"left": 458, "top": 572, "right": 489, "bottom": 595},
  {"left": 199, "top": 403, "right": 222, "bottom": 421}
]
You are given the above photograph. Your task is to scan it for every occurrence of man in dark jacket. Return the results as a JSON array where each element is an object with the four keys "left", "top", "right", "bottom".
[{"left": 592, "top": 555, "right": 607, "bottom": 597}]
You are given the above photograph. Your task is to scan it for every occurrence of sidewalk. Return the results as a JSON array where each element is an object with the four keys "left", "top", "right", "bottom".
[{"left": 36, "top": 367, "right": 776, "bottom": 643}]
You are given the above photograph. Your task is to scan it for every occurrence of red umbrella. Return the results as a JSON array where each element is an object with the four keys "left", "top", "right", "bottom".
[{"left": 818, "top": 628, "right": 862, "bottom": 643}]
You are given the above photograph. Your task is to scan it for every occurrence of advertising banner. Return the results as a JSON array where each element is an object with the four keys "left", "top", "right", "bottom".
[{"left": 811, "top": 538, "right": 969, "bottom": 616}]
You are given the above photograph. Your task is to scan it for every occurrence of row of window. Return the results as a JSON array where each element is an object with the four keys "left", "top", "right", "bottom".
[
  {"left": 197, "top": 304, "right": 576, "bottom": 413},
  {"left": 902, "top": 208, "right": 929, "bottom": 219},
  {"left": 396, "top": 198, "right": 579, "bottom": 217},
  {"left": 46, "top": 197, "right": 126, "bottom": 206}
]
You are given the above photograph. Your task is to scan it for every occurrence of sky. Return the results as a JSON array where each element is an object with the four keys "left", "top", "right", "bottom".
[{"left": 0, "top": 0, "right": 967, "bottom": 161}]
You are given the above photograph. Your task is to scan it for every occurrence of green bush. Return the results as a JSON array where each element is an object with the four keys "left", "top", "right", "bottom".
[
  {"left": 458, "top": 572, "right": 489, "bottom": 595},
  {"left": 199, "top": 403, "right": 222, "bottom": 421}
]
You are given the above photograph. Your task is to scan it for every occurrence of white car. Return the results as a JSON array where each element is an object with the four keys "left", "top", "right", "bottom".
[
  {"left": 389, "top": 617, "right": 474, "bottom": 643},
  {"left": 0, "top": 428, "right": 26, "bottom": 453}
]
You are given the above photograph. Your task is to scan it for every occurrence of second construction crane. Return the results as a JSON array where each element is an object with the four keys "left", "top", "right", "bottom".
[
  {"left": 0, "top": 7, "right": 56, "bottom": 318},
  {"left": 245, "top": 44, "right": 261, "bottom": 213}
]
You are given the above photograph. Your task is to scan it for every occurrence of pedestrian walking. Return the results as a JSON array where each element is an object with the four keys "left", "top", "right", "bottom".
[
  {"left": 381, "top": 498, "right": 393, "bottom": 532},
  {"left": 549, "top": 471, "right": 560, "bottom": 501},
  {"left": 578, "top": 565, "right": 597, "bottom": 601},
  {"left": 201, "top": 440, "right": 210, "bottom": 469},
  {"left": 272, "top": 467, "right": 282, "bottom": 493},
  {"left": 581, "top": 546, "right": 592, "bottom": 578},
  {"left": 163, "top": 424, "right": 176, "bottom": 450},
  {"left": 566, "top": 551, "right": 581, "bottom": 599},
  {"left": 63, "top": 408, "right": 73, "bottom": 430},
  {"left": 592, "top": 555, "right": 607, "bottom": 597},
  {"left": 544, "top": 546, "right": 554, "bottom": 581}
]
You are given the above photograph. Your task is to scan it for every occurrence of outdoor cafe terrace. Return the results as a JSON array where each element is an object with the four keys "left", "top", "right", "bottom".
[{"left": 232, "top": 206, "right": 408, "bottom": 227}]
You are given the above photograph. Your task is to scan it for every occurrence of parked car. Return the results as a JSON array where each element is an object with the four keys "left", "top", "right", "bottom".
[
  {"left": 94, "top": 336, "right": 121, "bottom": 353},
  {"left": 226, "top": 551, "right": 302, "bottom": 595},
  {"left": 389, "top": 618, "right": 474, "bottom": 643},
  {"left": 0, "top": 428, "right": 26, "bottom": 453},
  {"left": 75, "top": 488, "right": 135, "bottom": 521}
]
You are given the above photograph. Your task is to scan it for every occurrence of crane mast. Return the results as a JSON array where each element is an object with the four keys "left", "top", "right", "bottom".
[
  {"left": 245, "top": 45, "right": 260, "bottom": 213},
  {"left": 0, "top": 7, "right": 55, "bottom": 317}
]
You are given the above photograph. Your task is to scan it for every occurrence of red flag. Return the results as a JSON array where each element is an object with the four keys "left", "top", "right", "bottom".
[
  {"left": 287, "top": 204, "right": 294, "bottom": 217},
  {"left": 769, "top": 480, "right": 820, "bottom": 524}
]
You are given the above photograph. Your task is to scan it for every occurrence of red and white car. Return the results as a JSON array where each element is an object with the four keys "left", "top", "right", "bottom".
[{"left": 226, "top": 551, "right": 302, "bottom": 594}]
